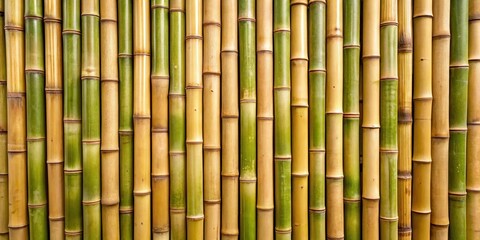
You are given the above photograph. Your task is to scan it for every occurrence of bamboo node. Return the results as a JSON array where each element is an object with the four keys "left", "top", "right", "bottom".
[
  {"left": 257, "top": 49, "right": 273, "bottom": 54},
  {"left": 309, "top": 69, "right": 326, "bottom": 73},
  {"left": 274, "top": 156, "right": 292, "bottom": 161},
  {"left": 412, "top": 13, "right": 433, "bottom": 19},
  {"left": 466, "top": 188, "right": 480, "bottom": 193},
  {"left": 185, "top": 85, "right": 203, "bottom": 89},
  {"left": 44, "top": 17, "right": 62, "bottom": 23},
  {"left": 65, "top": 230, "right": 83, "bottom": 236},
  {"left": 8, "top": 224, "right": 28, "bottom": 230},
  {"left": 449, "top": 64, "right": 469, "bottom": 69},
  {"left": 343, "top": 44, "right": 360, "bottom": 49},
  {"left": 152, "top": 227, "right": 170, "bottom": 233},
  {"left": 169, "top": 207, "right": 186, "bottom": 213},
  {"left": 203, "top": 21, "right": 221, "bottom": 27},
  {"left": 449, "top": 127, "right": 467, "bottom": 132},
  {"left": 256, "top": 205, "right": 274, "bottom": 211},
  {"left": 133, "top": 190, "right": 152, "bottom": 196},
  {"left": 169, "top": 8, "right": 185, "bottom": 13},
  {"left": 25, "top": 69, "right": 45, "bottom": 75},
  {"left": 222, "top": 114, "right": 239, "bottom": 118},
  {"left": 290, "top": 1, "right": 308, "bottom": 6},
  {"left": 291, "top": 103, "right": 308, "bottom": 108},
  {"left": 25, "top": 15, "right": 44, "bottom": 20},
  {"left": 186, "top": 215, "right": 204, "bottom": 220},
  {"left": 152, "top": 128, "right": 168, "bottom": 133},
  {"left": 119, "top": 130, "right": 133, "bottom": 135},
  {"left": 118, "top": 53, "right": 133, "bottom": 58},
  {"left": 291, "top": 57, "right": 308, "bottom": 61},
  {"left": 273, "top": 28, "right": 290, "bottom": 33},
  {"left": 100, "top": 18, "right": 117, "bottom": 23},
  {"left": 239, "top": 178, "right": 257, "bottom": 183},
  {"left": 81, "top": 13, "right": 100, "bottom": 18},
  {"left": 380, "top": 21, "right": 398, "bottom": 27},
  {"left": 397, "top": 173, "right": 412, "bottom": 179},
  {"left": 362, "top": 55, "right": 380, "bottom": 60},
  {"left": 238, "top": 17, "right": 256, "bottom": 22},
  {"left": 28, "top": 203, "right": 48, "bottom": 208},
  {"left": 432, "top": 34, "right": 450, "bottom": 39},
  {"left": 64, "top": 169, "right": 82, "bottom": 174},
  {"left": 343, "top": 113, "right": 360, "bottom": 118},
  {"left": 326, "top": 33, "right": 343, "bottom": 39},
  {"left": 275, "top": 228, "right": 292, "bottom": 233},
  {"left": 307, "top": 0, "right": 326, "bottom": 5},
  {"left": 221, "top": 231, "right": 239, "bottom": 236},
  {"left": 45, "top": 88, "right": 63, "bottom": 94},
  {"left": 7, "top": 92, "right": 26, "bottom": 98},
  {"left": 169, "top": 151, "right": 186, "bottom": 156},
  {"left": 185, "top": 35, "right": 203, "bottom": 40},
  {"left": 411, "top": 209, "right": 432, "bottom": 214},
  {"left": 380, "top": 77, "right": 398, "bottom": 82},
  {"left": 7, "top": 149, "right": 27, "bottom": 154},
  {"left": 309, "top": 149, "right": 325, "bottom": 153},
  {"left": 101, "top": 199, "right": 120, "bottom": 206},
  {"left": 4, "top": 26, "right": 23, "bottom": 31},
  {"left": 343, "top": 198, "right": 361, "bottom": 203},
  {"left": 62, "top": 29, "right": 81, "bottom": 35},
  {"left": 325, "top": 175, "right": 344, "bottom": 180},
  {"left": 412, "top": 158, "right": 432, "bottom": 164},
  {"left": 257, "top": 116, "right": 274, "bottom": 120},
  {"left": 221, "top": 50, "right": 239, "bottom": 54},
  {"left": 361, "top": 196, "right": 380, "bottom": 201},
  {"left": 204, "top": 146, "right": 221, "bottom": 151},
  {"left": 221, "top": 173, "right": 239, "bottom": 177},
  {"left": 291, "top": 172, "right": 309, "bottom": 177},
  {"left": 82, "top": 139, "right": 101, "bottom": 144},
  {"left": 151, "top": 4, "right": 169, "bottom": 9},
  {"left": 448, "top": 191, "right": 467, "bottom": 196},
  {"left": 133, "top": 52, "right": 151, "bottom": 56},
  {"left": 204, "top": 199, "right": 221, "bottom": 204},
  {"left": 240, "top": 99, "right": 256, "bottom": 103},
  {"left": 151, "top": 174, "right": 169, "bottom": 179},
  {"left": 101, "top": 78, "right": 119, "bottom": 83},
  {"left": 81, "top": 76, "right": 100, "bottom": 81},
  {"left": 186, "top": 140, "right": 203, "bottom": 145},
  {"left": 274, "top": 86, "right": 291, "bottom": 90},
  {"left": 26, "top": 136, "right": 46, "bottom": 142},
  {"left": 203, "top": 71, "right": 221, "bottom": 76},
  {"left": 308, "top": 207, "right": 326, "bottom": 213},
  {"left": 169, "top": 93, "right": 186, "bottom": 98},
  {"left": 82, "top": 199, "right": 101, "bottom": 206},
  {"left": 101, "top": 148, "right": 119, "bottom": 153},
  {"left": 120, "top": 207, "right": 134, "bottom": 214},
  {"left": 152, "top": 75, "right": 169, "bottom": 80},
  {"left": 379, "top": 216, "right": 399, "bottom": 221}
]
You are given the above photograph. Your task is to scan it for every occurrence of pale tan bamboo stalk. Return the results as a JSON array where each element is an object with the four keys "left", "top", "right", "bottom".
[
  {"left": 326, "top": 0, "right": 344, "bottom": 238},
  {"left": 44, "top": 0, "right": 65, "bottom": 238},
  {"left": 431, "top": 0, "right": 450, "bottom": 238},
  {"left": 291, "top": 0, "right": 308, "bottom": 238},
  {"left": 5, "top": 0, "right": 28, "bottom": 238},
  {"left": 411, "top": 0, "right": 432, "bottom": 238},
  {"left": 362, "top": 0, "right": 380, "bottom": 239},
  {"left": 100, "top": 0, "right": 120, "bottom": 238},
  {"left": 203, "top": 0, "right": 221, "bottom": 237},
  {"left": 133, "top": 0, "right": 151, "bottom": 238},
  {"left": 256, "top": 0, "right": 273, "bottom": 238},
  {"left": 0, "top": 0, "right": 7, "bottom": 237},
  {"left": 467, "top": 2, "right": 480, "bottom": 239},
  {"left": 220, "top": 0, "right": 239, "bottom": 237},
  {"left": 397, "top": 0, "right": 412, "bottom": 237}
]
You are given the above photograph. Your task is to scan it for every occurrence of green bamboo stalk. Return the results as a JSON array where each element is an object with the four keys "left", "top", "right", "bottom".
[
  {"left": 63, "top": 0, "right": 82, "bottom": 238},
  {"left": 449, "top": 0, "right": 469, "bottom": 239},
  {"left": 308, "top": 0, "right": 326, "bottom": 239},
  {"left": 81, "top": 0, "right": 101, "bottom": 238},
  {"left": 0, "top": 0, "right": 7, "bottom": 237},
  {"left": 274, "top": 0, "right": 291, "bottom": 237},
  {"left": 343, "top": 0, "right": 360, "bottom": 238},
  {"left": 239, "top": 0, "right": 256, "bottom": 237},
  {"left": 169, "top": 0, "right": 186, "bottom": 237},
  {"left": 25, "top": 0, "right": 48, "bottom": 238},
  {"left": 118, "top": 0, "right": 133, "bottom": 238},
  {"left": 380, "top": 0, "right": 398, "bottom": 238}
]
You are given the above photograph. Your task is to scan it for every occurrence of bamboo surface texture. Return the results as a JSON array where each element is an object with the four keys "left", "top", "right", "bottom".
[{"left": 0, "top": 0, "right": 7, "bottom": 238}]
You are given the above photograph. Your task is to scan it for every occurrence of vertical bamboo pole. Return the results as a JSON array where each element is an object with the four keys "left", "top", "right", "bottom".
[
  {"left": 431, "top": 0, "right": 450, "bottom": 238},
  {"left": 274, "top": 0, "right": 291, "bottom": 236},
  {"left": 203, "top": 0, "right": 221, "bottom": 236},
  {"left": 5, "top": 0, "right": 28, "bottom": 238},
  {"left": 118, "top": 0, "right": 134, "bottom": 239},
  {"left": 0, "top": 0, "right": 8, "bottom": 237},
  {"left": 449, "top": 0, "right": 468, "bottom": 239},
  {"left": 257, "top": 0, "right": 273, "bottom": 238},
  {"left": 63, "top": 0, "right": 82, "bottom": 238},
  {"left": 291, "top": 0, "right": 308, "bottom": 237},
  {"left": 221, "top": 0, "right": 239, "bottom": 237},
  {"left": 362, "top": 0, "right": 380, "bottom": 239},
  {"left": 308, "top": 0, "right": 326, "bottom": 239},
  {"left": 467, "top": 1, "right": 480, "bottom": 239},
  {"left": 133, "top": 0, "right": 151, "bottom": 238},
  {"left": 81, "top": 0, "right": 101, "bottom": 238},
  {"left": 169, "top": 0, "right": 186, "bottom": 237},
  {"left": 151, "top": 0, "right": 170, "bottom": 238},
  {"left": 326, "top": 0, "right": 344, "bottom": 238},
  {"left": 44, "top": 0, "right": 65, "bottom": 238},
  {"left": 100, "top": 0, "right": 120, "bottom": 238},
  {"left": 186, "top": 0, "right": 204, "bottom": 236},
  {"left": 411, "top": 0, "right": 432, "bottom": 238},
  {"left": 25, "top": 0, "right": 48, "bottom": 238},
  {"left": 343, "top": 0, "right": 360, "bottom": 238},
  {"left": 397, "top": 0, "right": 412, "bottom": 237}
]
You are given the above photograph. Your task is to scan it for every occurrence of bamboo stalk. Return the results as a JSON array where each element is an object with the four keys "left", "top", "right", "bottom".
[
  {"left": 220, "top": 0, "right": 239, "bottom": 237},
  {"left": 63, "top": 0, "right": 82, "bottom": 238},
  {"left": 133, "top": 0, "right": 151, "bottom": 238},
  {"left": 100, "top": 0, "right": 119, "bottom": 238},
  {"left": 411, "top": 0, "right": 432, "bottom": 239},
  {"left": 343, "top": 0, "right": 360, "bottom": 238},
  {"left": 203, "top": 0, "right": 221, "bottom": 237},
  {"left": 0, "top": 0, "right": 8, "bottom": 238},
  {"left": 397, "top": 0, "right": 412, "bottom": 238},
  {"left": 449, "top": 0, "right": 468, "bottom": 239},
  {"left": 25, "top": 0, "right": 48, "bottom": 238},
  {"left": 274, "top": 0, "right": 291, "bottom": 236},
  {"left": 256, "top": 0, "right": 273, "bottom": 238},
  {"left": 362, "top": 0, "right": 380, "bottom": 239},
  {"left": 466, "top": 1, "right": 480, "bottom": 239},
  {"left": 308, "top": 0, "right": 326, "bottom": 239},
  {"left": 44, "top": 0, "right": 65, "bottom": 238},
  {"left": 169, "top": 0, "right": 186, "bottom": 237},
  {"left": 151, "top": 0, "right": 170, "bottom": 239},
  {"left": 186, "top": 0, "right": 204, "bottom": 237},
  {"left": 5, "top": 0, "right": 28, "bottom": 238},
  {"left": 291, "top": 0, "right": 308, "bottom": 237},
  {"left": 326, "top": 0, "right": 344, "bottom": 238},
  {"left": 118, "top": 0, "right": 134, "bottom": 238},
  {"left": 81, "top": 0, "right": 101, "bottom": 238},
  {"left": 379, "top": 0, "right": 398, "bottom": 238},
  {"left": 430, "top": 0, "right": 450, "bottom": 238},
  {"left": 239, "top": 0, "right": 256, "bottom": 237}
]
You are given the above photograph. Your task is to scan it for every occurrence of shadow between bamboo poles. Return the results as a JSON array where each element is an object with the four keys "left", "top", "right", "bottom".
[
  {"left": 5, "top": 0, "right": 29, "bottom": 238},
  {"left": 256, "top": 0, "right": 274, "bottom": 237},
  {"left": 397, "top": 0, "right": 412, "bottom": 238},
  {"left": 44, "top": 0, "right": 65, "bottom": 237},
  {"left": 430, "top": 0, "right": 450, "bottom": 238},
  {"left": 0, "top": 0, "right": 8, "bottom": 237},
  {"left": 466, "top": 2, "right": 480, "bottom": 239},
  {"left": 151, "top": 0, "right": 170, "bottom": 238},
  {"left": 220, "top": 0, "right": 239, "bottom": 237}
]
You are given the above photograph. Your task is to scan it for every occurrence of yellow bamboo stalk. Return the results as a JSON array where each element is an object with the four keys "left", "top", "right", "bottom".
[{"left": 0, "top": 0, "right": 7, "bottom": 237}]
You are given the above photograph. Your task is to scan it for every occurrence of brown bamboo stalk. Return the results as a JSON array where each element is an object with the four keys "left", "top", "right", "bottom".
[
  {"left": 5, "top": 0, "right": 28, "bottom": 238},
  {"left": 362, "top": 0, "right": 380, "bottom": 239},
  {"left": 397, "top": 0, "right": 412, "bottom": 237},
  {"left": 0, "top": 0, "right": 7, "bottom": 237},
  {"left": 256, "top": 0, "right": 273, "bottom": 237},
  {"left": 133, "top": 0, "right": 151, "bottom": 238},
  {"left": 430, "top": 0, "right": 450, "bottom": 238},
  {"left": 220, "top": 0, "right": 239, "bottom": 237},
  {"left": 203, "top": 0, "right": 221, "bottom": 237},
  {"left": 100, "top": 0, "right": 120, "bottom": 238},
  {"left": 44, "top": 0, "right": 65, "bottom": 238}
]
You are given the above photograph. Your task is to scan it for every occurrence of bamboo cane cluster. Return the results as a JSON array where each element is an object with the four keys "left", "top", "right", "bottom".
[{"left": 1, "top": 0, "right": 480, "bottom": 239}]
